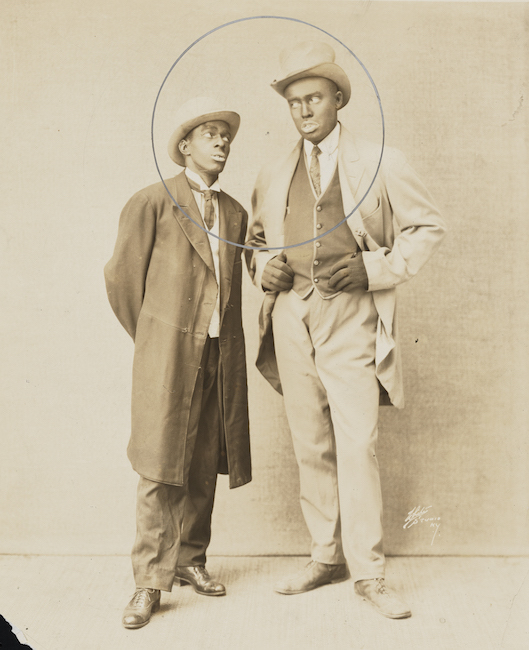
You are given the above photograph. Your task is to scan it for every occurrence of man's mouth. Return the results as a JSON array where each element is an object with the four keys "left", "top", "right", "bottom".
[
  {"left": 211, "top": 154, "right": 226, "bottom": 162},
  {"left": 301, "top": 121, "right": 319, "bottom": 134}
]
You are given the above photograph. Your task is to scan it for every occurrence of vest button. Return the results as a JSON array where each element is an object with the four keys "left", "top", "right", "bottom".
[
  {"left": 316, "top": 205, "right": 322, "bottom": 212},
  {"left": 314, "top": 278, "right": 319, "bottom": 283},
  {"left": 315, "top": 242, "right": 321, "bottom": 247},
  {"left": 314, "top": 260, "right": 320, "bottom": 266},
  {"left": 316, "top": 223, "right": 322, "bottom": 229}
]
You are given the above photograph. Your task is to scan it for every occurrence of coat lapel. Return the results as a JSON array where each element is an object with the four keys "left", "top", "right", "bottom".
[
  {"left": 218, "top": 192, "right": 243, "bottom": 319},
  {"left": 337, "top": 128, "right": 370, "bottom": 251},
  {"left": 171, "top": 172, "right": 215, "bottom": 274},
  {"left": 262, "top": 140, "right": 303, "bottom": 245}
]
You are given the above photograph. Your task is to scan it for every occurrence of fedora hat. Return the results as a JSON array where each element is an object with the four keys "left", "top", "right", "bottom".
[
  {"left": 168, "top": 97, "right": 240, "bottom": 167},
  {"left": 271, "top": 41, "right": 351, "bottom": 107}
]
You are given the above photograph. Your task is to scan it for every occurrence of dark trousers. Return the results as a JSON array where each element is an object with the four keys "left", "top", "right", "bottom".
[{"left": 131, "top": 337, "right": 223, "bottom": 592}]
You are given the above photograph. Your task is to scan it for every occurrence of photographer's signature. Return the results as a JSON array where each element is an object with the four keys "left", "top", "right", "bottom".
[{"left": 403, "top": 505, "right": 441, "bottom": 545}]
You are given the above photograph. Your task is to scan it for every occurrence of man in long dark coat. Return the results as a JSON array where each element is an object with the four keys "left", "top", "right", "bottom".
[{"left": 104, "top": 97, "right": 251, "bottom": 629}]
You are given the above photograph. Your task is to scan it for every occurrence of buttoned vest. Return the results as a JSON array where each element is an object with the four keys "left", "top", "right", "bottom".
[{"left": 284, "top": 151, "right": 359, "bottom": 299}]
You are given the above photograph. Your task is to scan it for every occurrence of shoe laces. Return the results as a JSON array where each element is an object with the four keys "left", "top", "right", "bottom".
[
  {"left": 375, "top": 578, "right": 390, "bottom": 595},
  {"left": 195, "top": 566, "right": 209, "bottom": 578},
  {"left": 131, "top": 588, "right": 153, "bottom": 607}
]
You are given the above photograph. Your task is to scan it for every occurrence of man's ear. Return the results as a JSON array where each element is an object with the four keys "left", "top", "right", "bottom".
[
  {"left": 178, "top": 139, "right": 189, "bottom": 157},
  {"left": 335, "top": 90, "right": 344, "bottom": 110}
]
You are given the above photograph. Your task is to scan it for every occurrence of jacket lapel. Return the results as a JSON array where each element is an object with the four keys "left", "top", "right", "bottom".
[
  {"left": 337, "top": 128, "right": 370, "bottom": 251},
  {"left": 262, "top": 140, "right": 303, "bottom": 245},
  {"left": 171, "top": 172, "right": 215, "bottom": 274},
  {"left": 218, "top": 192, "right": 243, "bottom": 319}
]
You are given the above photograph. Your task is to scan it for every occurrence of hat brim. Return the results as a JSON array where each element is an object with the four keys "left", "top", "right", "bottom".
[
  {"left": 271, "top": 63, "right": 351, "bottom": 107},
  {"left": 168, "top": 110, "right": 240, "bottom": 167}
]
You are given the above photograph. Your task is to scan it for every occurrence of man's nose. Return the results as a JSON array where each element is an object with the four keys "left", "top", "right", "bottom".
[{"left": 301, "top": 101, "right": 312, "bottom": 118}]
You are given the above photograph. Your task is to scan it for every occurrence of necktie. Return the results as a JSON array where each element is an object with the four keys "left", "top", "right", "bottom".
[
  {"left": 309, "top": 145, "right": 322, "bottom": 196},
  {"left": 187, "top": 178, "right": 216, "bottom": 230}
]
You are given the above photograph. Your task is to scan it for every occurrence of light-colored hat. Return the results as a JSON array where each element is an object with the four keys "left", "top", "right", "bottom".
[
  {"left": 168, "top": 97, "right": 240, "bottom": 167},
  {"left": 271, "top": 41, "right": 351, "bottom": 107}
]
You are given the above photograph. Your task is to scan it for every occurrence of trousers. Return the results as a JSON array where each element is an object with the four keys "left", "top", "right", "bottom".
[
  {"left": 131, "top": 336, "right": 223, "bottom": 592},
  {"left": 272, "top": 288, "right": 385, "bottom": 581}
]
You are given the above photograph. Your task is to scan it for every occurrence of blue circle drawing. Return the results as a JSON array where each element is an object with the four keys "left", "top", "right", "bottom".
[{"left": 151, "top": 16, "right": 385, "bottom": 250}]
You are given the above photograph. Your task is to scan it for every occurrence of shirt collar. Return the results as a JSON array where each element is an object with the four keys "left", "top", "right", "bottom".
[
  {"left": 303, "top": 122, "right": 341, "bottom": 157},
  {"left": 185, "top": 167, "right": 221, "bottom": 193}
]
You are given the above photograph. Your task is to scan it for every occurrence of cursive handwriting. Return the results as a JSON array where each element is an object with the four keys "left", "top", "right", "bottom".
[{"left": 404, "top": 505, "right": 441, "bottom": 545}]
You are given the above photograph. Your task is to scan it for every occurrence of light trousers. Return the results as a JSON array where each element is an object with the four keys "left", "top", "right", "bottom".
[
  {"left": 131, "top": 336, "right": 222, "bottom": 592},
  {"left": 272, "top": 288, "right": 385, "bottom": 581}
]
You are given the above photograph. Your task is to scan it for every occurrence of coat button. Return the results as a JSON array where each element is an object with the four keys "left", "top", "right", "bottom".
[
  {"left": 314, "top": 278, "right": 319, "bottom": 283},
  {"left": 313, "top": 260, "right": 320, "bottom": 266},
  {"left": 316, "top": 205, "right": 322, "bottom": 212},
  {"left": 315, "top": 242, "right": 321, "bottom": 247},
  {"left": 316, "top": 223, "right": 322, "bottom": 229}
]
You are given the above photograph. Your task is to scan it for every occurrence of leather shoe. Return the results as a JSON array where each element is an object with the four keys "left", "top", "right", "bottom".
[
  {"left": 174, "top": 565, "right": 226, "bottom": 596},
  {"left": 122, "top": 588, "right": 161, "bottom": 629},
  {"left": 274, "top": 560, "right": 347, "bottom": 595},
  {"left": 355, "top": 578, "right": 411, "bottom": 619}
]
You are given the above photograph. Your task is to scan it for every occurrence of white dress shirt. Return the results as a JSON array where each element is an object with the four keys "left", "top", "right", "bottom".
[
  {"left": 303, "top": 122, "right": 341, "bottom": 195},
  {"left": 185, "top": 168, "right": 221, "bottom": 338}
]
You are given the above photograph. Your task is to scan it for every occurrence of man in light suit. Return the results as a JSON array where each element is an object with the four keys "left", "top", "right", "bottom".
[
  {"left": 105, "top": 98, "right": 251, "bottom": 628},
  {"left": 246, "top": 42, "right": 446, "bottom": 619}
]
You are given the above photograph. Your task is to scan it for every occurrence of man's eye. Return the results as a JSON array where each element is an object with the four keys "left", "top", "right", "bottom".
[
  {"left": 222, "top": 135, "right": 231, "bottom": 143},
  {"left": 310, "top": 96, "right": 321, "bottom": 104},
  {"left": 290, "top": 101, "right": 300, "bottom": 109},
  {"left": 204, "top": 132, "right": 213, "bottom": 138}
]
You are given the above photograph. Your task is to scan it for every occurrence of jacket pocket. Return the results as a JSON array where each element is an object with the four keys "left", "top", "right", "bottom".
[{"left": 361, "top": 196, "right": 381, "bottom": 221}]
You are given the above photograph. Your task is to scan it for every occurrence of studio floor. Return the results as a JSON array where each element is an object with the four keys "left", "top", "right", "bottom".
[{"left": 0, "top": 555, "right": 527, "bottom": 650}]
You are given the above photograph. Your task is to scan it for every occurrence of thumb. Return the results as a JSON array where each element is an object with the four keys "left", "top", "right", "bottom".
[{"left": 276, "top": 252, "right": 287, "bottom": 263}]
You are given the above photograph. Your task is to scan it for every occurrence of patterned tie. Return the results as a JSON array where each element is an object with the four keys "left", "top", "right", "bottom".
[
  {"left": 309, "top": 145, "right": 322, "bottom": 196},
  {"left": 187, "top": 177, "right": 216, "bottom": 229}
]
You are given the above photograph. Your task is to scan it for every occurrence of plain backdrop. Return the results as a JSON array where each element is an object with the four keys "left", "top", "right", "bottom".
[{"left": 1, "top": 0, "right": 528, "bottom": 558}]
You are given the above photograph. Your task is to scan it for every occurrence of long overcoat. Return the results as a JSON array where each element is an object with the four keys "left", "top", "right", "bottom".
[
  {"left": 246, "top": 126, "right": 446, "bottom": 408},
  {"left": 105, "top": 172, "right": 251, "bottom": 488}
]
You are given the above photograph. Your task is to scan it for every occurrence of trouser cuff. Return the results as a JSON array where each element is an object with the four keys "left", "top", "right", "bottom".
[
  {"left": 353, "top": 571, "right": 385, "bottom": 583},
  {"left": 134, "top": 569, "right": 176, "bottom": 593},
  {"left": 312, "top": 552, "right": 347, "bottom": 566}
]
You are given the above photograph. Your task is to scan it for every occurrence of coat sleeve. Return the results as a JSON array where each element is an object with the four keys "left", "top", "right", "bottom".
[
  {"left": 362, "top": 149, "right": 447, "bottom": 292},
  {"left": 244, "top": 165, "right": 279, "bottom": 290},
  {"left": 104, "top": 191, "right": 157, "bottom": 340}
]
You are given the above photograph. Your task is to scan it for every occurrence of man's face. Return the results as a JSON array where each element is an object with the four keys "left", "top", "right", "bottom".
[
  {"left": 284, "top": 77, "right": 343, "bottom": 144},
  {"left": 179, "top": 120, "right": 231, "bottom": 181}
]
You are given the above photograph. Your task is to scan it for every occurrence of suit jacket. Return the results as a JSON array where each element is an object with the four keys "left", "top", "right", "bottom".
[
  {"left": 104, "top": 171, "right": 251, "bottom": 487},
  {"left": 246, "top": 125, "right": 446, "bottom": 408}
]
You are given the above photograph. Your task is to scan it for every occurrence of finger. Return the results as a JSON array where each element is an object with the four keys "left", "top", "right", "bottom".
[
  {"left": 328, "top": 269, "right": 348, "bottom": 288},
  {"left": 329, "top": 261, "right": 348, "bottom": 276},
  {"left": 269, "top": 278, "right": 293, "bottom": 291},
  {"left": 271, "top": 273, "right": 293, "bottom": 286},
  {"left": 263, "top": 267, "right": 293, "bottom": 288},
  {"left": 269, "top": 258, "right": 293, "bottom": 276},
  {"left": 263, "top": 277, "right": 287, "bottom": 291},
  {"left": 276, "top": 262, "right": 294, "bottom": 277},
  {"left": 333, "top": 277, "right": 352, "bottom": 291}
]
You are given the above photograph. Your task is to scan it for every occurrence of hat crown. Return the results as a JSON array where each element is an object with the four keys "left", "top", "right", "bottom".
[
  {"left": 279, "top": 41, "right": 336, "bottom": 77},
  {"left": 174, "top": 97, "right": 229, "bottom": 133}
]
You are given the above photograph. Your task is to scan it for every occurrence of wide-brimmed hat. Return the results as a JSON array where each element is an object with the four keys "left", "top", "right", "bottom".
[
  {"left": 168, "top": 97, "right": 240, "bottom": 167},
  {"left": 271, "top": 41, "right": 351, "bottom": 107}
]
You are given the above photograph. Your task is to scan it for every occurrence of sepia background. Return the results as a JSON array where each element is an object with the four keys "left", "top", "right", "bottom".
[{"left": 1, "top": 0, "right": 528, "bottom": 562}]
